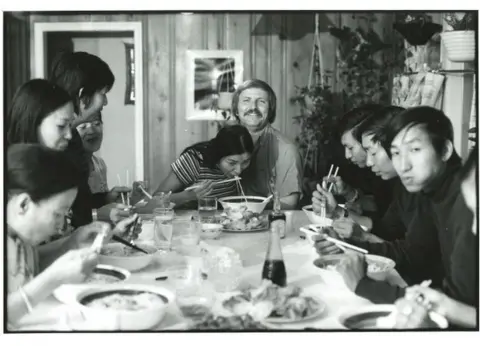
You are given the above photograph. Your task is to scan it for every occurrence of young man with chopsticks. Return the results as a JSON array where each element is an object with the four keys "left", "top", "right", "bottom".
[{"left": 315, "top": 107, "right": 476, "bottom": 313}]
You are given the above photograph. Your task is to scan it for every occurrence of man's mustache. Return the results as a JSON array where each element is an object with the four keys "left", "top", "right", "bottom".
[{"left": 245, "top": 109, "right": 262, "bottom": 117}]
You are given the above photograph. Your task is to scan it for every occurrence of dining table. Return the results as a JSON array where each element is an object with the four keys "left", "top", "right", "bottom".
[{"left": 12, "top": 210, "right": 407, "bottom": 331}]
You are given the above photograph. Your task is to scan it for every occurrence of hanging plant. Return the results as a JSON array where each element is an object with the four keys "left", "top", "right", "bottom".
[
  {"left": 393, "top": 14, "right": 442, "bottom": 46},
  {"left": 329, "top": 18, "right": 395, "bottom": 112}
]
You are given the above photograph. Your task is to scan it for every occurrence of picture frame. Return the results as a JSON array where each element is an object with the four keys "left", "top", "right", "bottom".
[{"left": 186, "top": 50, "right": 244, "bottom": 121}]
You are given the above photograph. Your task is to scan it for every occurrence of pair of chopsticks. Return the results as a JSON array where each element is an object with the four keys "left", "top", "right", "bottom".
[
  {"left": 185, "top": 176, "right": 241, "bottom": 191},
  {"left": 307, "top": 225, "right": 368, "bottom": 254},
  {"left": 112, "top": 235, "right": 149, "bottom": 255},
  {"left": 326, "top": 164, "right": 340, "bottom": 193},
  {"left": 117, "top": 171, "right": 131, "bottom": 206}
]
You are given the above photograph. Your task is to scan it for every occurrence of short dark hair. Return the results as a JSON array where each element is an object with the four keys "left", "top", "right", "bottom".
[
  {"left": 49, "top": 51, "right": 114, "bottom": 114},
  {"left": 7, "top": 144, "right": 82, "bottom": 202},
  {"left": 182, "top": 125, "right": 254, "bottom": 169},
  {"left": 355, "top": 106, "right": 406, "bottom": 149},
  {"left": 336, "top": 104, "right": 385, "bottom": 138},
  {"left": 385, "top": 106, "right": 455, "bottom": 157},
  {"left": 231, "top": 79, "right": 277, "bottom": 123},
  {"left": 7, "top": 79, "right": 72, "bottom": 146}
]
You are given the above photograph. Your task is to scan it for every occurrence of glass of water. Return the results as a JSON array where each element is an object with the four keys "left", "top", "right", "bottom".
[
  {"left": 198, "top": 197, "right": 218, "bottom": 223},
  {"left": 171, "top": 220, "right": 201, "bottom": 255},
  {"left": 154, "top": 207, "right": 175, "bottom": 251}
]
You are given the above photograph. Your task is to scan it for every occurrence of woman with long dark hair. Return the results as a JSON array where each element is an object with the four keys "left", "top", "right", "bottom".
[{"left": 153, "top": 125, "right": 254, "bottom": 208}]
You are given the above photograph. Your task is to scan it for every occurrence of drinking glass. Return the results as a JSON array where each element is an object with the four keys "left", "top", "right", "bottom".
[
  {"left": 203, "top": 249, "right": 243, "bottom": 292},
  {"left": 198, "top": 197, "right": 218, "bottom": 223},
  {"left": 171, "top": 219, "right": 201, "bottom": 255},
  {"left": 154, "top": 207, "right": 175, "bottom": 251}
]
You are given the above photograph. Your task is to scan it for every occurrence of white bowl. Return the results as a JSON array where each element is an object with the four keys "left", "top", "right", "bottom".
[
  {"left": 70, "top": 284, "right": 174, "bottom": 330},
  {"left": 338, "top": 304, "right": 448, "bottom": 329},
  {"left": 218, "top": 196, "right": 270, "bottom": 214},
  {"left": 98, "top": 241, "right": 159, "bottom": 272},
  {"left": 365, "top": 254, "right": 396, "bottom": 281},
  {"left": 200, "top": 223, "right": 223, "bottom": 239},
  {"left": 53, "top": 265, "right": 131, "bottom": 303},
  {"left": 302, "top": 205, "right": 334, "bottom": 226}
]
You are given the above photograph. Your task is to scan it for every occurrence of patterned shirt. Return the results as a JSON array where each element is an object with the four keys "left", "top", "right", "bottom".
[
  {"left": 7, "top": 229, "right": 38, "bottom": 293},
  {"left": 171, "top": 149, "right": 239, "bottom": 199}
]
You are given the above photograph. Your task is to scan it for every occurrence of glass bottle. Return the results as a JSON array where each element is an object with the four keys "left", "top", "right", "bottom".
[{"left": 261, "top": 219, "right": 287, "bottom": 287}]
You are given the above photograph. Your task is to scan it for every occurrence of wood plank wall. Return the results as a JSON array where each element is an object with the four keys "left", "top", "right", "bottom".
[{"left": 29, "top": 12, "right": 392, "bottom": 188}]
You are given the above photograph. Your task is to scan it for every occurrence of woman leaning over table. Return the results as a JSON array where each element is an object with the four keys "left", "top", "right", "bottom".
[
  {"left": 393, "top": 145, "right": 478, "bottom": 329},
  {"left": 6, "top": 144, "right": 137, "bottom": 327},
  {"left": 6, "top": 79, "right": 131, "bottom": 233},
  {"left": 150, "top": 124, "right": 254, "bottom": 209}
]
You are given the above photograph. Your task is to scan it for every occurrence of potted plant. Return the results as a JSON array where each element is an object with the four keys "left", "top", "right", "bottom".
[{"left": 441, "top": 12, "right": 476, "bottom": 62}]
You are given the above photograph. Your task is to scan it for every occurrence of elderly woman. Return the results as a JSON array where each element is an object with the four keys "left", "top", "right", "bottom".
[{"left": 6, "top": 144, "right": 137, "bottom": 326}]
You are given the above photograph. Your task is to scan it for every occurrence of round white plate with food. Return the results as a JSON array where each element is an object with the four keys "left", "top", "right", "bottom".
[{"left": 219, "top": 280, "right": 327, "bottom": 324}]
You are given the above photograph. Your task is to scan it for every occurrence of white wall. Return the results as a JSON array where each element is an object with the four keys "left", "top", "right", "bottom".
[{"left": 73, "top": 37, "right": 136, "bottom": 188}]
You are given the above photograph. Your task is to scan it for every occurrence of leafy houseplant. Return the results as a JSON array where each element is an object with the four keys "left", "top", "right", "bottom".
[
  {"left": 441, "top": 12, "right": 476, "bottom": 62},
  {"left": 329, "top": 21, "right": 394, "bottom": 112}
]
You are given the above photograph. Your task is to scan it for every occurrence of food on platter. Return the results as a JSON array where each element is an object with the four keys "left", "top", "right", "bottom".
[
  {"left": 85, "top": 273, "right": 123, "bottom": 284},
  {"left": 82, "top": 292, "right": 166, "bottom": 311},
  {"left": 222, "top": 280, "right": 323, "bottom": 321},
  {"left": 193, "top": 313, "right": 268, "bottom": 330},
  {"left": 220, "top": 205, "right": 267, "bottom": 231}
]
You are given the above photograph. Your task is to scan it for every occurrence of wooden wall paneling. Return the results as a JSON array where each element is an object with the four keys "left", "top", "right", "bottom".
[
  {"left": 145, "top": 14, "right": 175, "bottom": 189},
  {"left": 173, "top": 14, "right": 208, "bottom": 158},
  {"left": 252, "top": 14, "right": 269, "bottom": 83}
]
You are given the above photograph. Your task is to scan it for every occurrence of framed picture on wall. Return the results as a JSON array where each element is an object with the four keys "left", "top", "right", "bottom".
[{"left": 186, "top": 50, "right": 244, "bottom": 121}]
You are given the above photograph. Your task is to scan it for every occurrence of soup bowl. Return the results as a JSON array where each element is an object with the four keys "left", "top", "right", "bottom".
[
  {"left": 338, "top": 304, "right": 448, "bottom": 330},
  {"left": 98, "top": 241, "right": 159, "bottom": 272},
  {"left": 302, "top": 205, "right": 334, "bottom": 227},
  {"left": 218, "top": 196, "right": 270, "bottom": 214},
  {"left": 53, "top": 265, "right": 131, "bottom": 303},
  {"left": 365, "top": 254, "right": 396, "bottom": 281},
  {"left": 68, "top": 284, "right": 175, "bottom": 330}
]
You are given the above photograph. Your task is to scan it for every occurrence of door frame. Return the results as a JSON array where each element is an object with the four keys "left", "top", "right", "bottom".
[{"left": 33, "top": 21, "right": 144, "bottom": 181}]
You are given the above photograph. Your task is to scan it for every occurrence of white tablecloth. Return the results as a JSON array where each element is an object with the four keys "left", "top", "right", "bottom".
[{"left": 12, "top": 211, "right": 407, "bottom": 331}]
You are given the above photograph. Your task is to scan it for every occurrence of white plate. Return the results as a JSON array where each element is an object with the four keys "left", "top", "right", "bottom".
[{"left": 222, "top": 223, "right": 269, "bottom": 233}]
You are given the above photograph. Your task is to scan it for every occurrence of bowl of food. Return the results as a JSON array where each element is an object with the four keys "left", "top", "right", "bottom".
[
  {"left": 218, "top": 196, "right": 270, "bottom": 214},
  {"left": 53, "top": 265, "right": 132, "bottom": 304},
  {"left": 302, "top": 205, "right": 334, "bottom": 227},
  {"left": 200, "top": 223, "right": 223, "bottom": 239},
  {"left": 70, "top": 284, "right": 175, "bottom": 330},
  {"left": 99, "top": 241, "right": 159, "bottom": 272},
  {"left": 365, "top": 254, "right": 396, "bottom": 281},
  {"left": 338, "top": 304, "right": 448, "bottom": 330}
]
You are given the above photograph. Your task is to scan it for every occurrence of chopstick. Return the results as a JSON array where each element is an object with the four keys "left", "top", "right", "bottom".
[
  {"left": 111, "top": 235, "right": 149, "bottom": 255},
  {"left": 185, "top": 177, "right": 241, "bottom": 191},
  {"left": 327, "top": 166, "right": 339, "bottom": 193},
  {"left": 138, "top": 185, "right": 153, "bottom": 200},
  {"left": 126, "top": 170, "right": 130, "bottom": 206},
  {"left": 117, "top": 174, "right": 126, "bottom": 205},
  {"left": 324, "top": 236, "right": 368, "bottom": 254}
]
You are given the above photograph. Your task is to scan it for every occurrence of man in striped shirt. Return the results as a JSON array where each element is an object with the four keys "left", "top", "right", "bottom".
[{"left": 232, "top": 79, "right": 303, "bottom": 210}]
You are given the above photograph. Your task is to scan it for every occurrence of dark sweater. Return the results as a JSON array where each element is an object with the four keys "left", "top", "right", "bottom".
[
  {"left": 368, "top": 178, "right": 413, "bottom": 242},
  {"left": 66, "top": 129, "right": 109, "bottom": 228},
  {"left": 353, "top": 157, "right": 474, "bottom": 304}
]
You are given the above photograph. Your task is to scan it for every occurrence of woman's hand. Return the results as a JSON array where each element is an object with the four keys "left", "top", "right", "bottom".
[
  {"left": 312, "top": 182, "right": 338, "bottom": 217},
  {"left": 332, "top": 217, "right": 364, "bottom": 239},
  {"left": 97, "top": 203, "right": 132, "bottom": 223},
  {"left": 69, "top": 221, "right": 112, "bottom": 249},
  {"left": 189, "top": 180, "right": 214, "bottom": 200},
  {"left": 45, "top": 248, "right": 99, "bottom": 286},
  {"left": 113, "top": 214, "right": 142, "bottom": 242}
]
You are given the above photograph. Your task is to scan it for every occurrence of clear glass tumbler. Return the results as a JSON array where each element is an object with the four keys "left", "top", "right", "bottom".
[{"left": 153, "top": 207, "right": 175, "bottom": 251}]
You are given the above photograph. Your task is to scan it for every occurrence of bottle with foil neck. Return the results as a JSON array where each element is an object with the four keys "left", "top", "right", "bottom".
[{"left": 262, "top": 218, "right": 287, "bottom": 287}]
